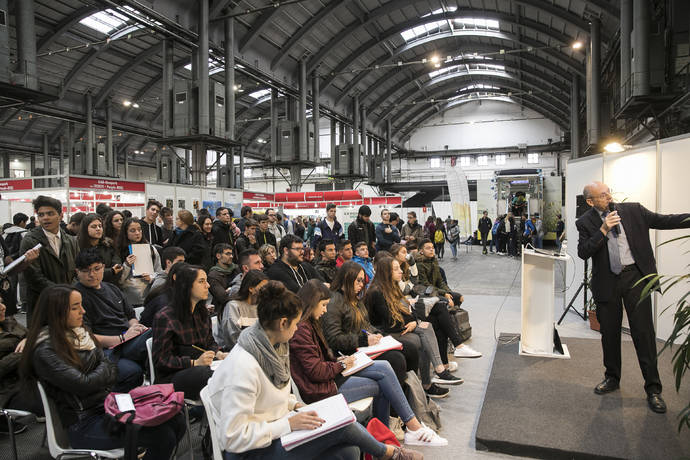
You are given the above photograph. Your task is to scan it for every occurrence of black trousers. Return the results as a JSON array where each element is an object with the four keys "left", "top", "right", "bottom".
[
  {"left": 169, "top": 366, "right": 214, "bottom": 400},
  {"left": 595, "top": 265, "right": 661, "bottom": 395},
  {"left": 480, "top": 232, "right": 489, "bottom": 253},
  {"left": 427, "top": 301, "right": 463, "bottom": 364}
]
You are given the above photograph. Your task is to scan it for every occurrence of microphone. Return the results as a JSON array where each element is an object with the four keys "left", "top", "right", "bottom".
[{"left": 608, "top": 202, "right": 619, "bottom": 233}]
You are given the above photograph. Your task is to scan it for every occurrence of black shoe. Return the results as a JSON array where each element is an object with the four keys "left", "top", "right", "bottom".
[
  {"left": 424, "top": 383, "right": 449, "bottom": 399},
  {"left": 647, "top": 393, "right": 667, "bottom": 413},
  {"left": 594, "top": 377, "right": 620, "bottom": 395},
  {"left": 431, "top": 370, "right": 464, "bottom": 386}
]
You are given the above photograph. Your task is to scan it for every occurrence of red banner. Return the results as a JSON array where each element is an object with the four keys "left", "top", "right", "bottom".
[
  {"left": 0, "top": 179, "right": 33, "bottom": 191},
  {"left": 69, "top": 177, "right": 145, "bottom": 192},
  {"left": 243, "top": 191, "right": 274, "bottom": 201}
]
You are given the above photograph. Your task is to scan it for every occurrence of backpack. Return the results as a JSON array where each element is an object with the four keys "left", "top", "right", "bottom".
[
  {"left": 492, "top": 221, "right": 500, "bottom": 235},
  {"left": 404, "top": 371, "right": 442, "bottom": 431},
  {"left": 434, "top": 230, "right": 445, "bottom": 243}
]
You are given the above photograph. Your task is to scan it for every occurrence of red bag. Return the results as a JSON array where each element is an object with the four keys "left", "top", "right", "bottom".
[
  {"left": 364, "top": 417, "right": 400, "bottom": 460},
  {"left": 104, "top": 383, "right": 184, "bottom": 427}
]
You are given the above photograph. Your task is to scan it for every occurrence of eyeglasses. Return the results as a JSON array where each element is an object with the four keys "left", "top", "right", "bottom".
[
  {"left": 78, "top": 264, "right": 104, "bottom": 275},
  {"left": 290, "top": 246, "right": 304, "bottom": 252}
]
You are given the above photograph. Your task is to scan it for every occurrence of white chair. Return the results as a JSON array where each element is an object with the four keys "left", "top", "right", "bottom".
[
  {"left": 36, "top": 381, "right": 124, "bottom": 460},
  {"left": 145, "top": 337, "right": 156, "bottom": 384},
  {"left": 198, "top": 387, "right": 223, "bottom": 460}
]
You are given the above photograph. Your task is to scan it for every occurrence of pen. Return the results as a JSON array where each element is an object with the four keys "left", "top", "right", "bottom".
[
  {"left": 361, "top": 329, "right": 370, "bottom": 335},
  {"left": 338, "top": 351, "right": 346, "bottom": 358},
  {"left": 192, "top": 345, "right": 208, "bottom": 353}
]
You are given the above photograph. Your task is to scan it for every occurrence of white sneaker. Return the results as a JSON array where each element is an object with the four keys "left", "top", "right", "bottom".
[
  {"left": 454, "top": 344, "right": 482, "bottom": 358},
  {"left": 404, "top": 425, "right": 448, "bottom": 447},
  {"left": 446, "top": 361, "right": 458, "bottom": 372}
]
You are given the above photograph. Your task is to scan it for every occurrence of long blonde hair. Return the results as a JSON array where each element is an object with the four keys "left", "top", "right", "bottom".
[{"left": 369, "top": 255, "right": 409, "bottom": 326}]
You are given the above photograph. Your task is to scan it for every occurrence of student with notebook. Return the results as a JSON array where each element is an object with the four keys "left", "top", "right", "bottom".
[
  {"left": 205, "top": 281, "right": 422, "bottom": 459},
  {"left": 290, "top": 280, "right": 447, "bottom": 447},
  {"left": 116, "top": 218, "right": 162, "bottom": 307}
]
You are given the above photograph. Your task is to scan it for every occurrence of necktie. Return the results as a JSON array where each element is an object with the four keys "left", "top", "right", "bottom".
[{"left": 603, "top": 211, "right": 622, "bottom": 275}]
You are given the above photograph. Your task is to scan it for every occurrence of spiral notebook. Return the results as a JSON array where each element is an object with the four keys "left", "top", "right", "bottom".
[
  {"left": 356, "top": 335, "right": 403, "bottom": 357},
  {"left": 341, "top": 351, "right": 374, "bottom": 377},
  {"left": 280, "top": 394, "right": 355, "bottom": 451}
]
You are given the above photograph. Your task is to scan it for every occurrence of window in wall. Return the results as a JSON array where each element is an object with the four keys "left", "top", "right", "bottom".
[
  {"left": 460, "top": 156, "right": 470, "bottom": 167},
  {"left": 527, "top": 153, "right": 539, "bottom": 164},
  {"left": 495, "top": 154, "right": 506, "bottom": 165},
  {"left": 477, "top": 155, "right": 488, "bottom": 166},
  {"left": 430, "top": 157, "right": 441, "bottom": 168}
]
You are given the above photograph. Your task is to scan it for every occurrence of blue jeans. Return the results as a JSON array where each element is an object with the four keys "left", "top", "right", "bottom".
[
  {"left": 222, "top": 421, "right": 384, "bottom": 460},
  {"left": 103, "top": 329, "right": 151, "bottom": 392},
  {"left": 449, "top": 241, "right": 458, "bottom": 258},
  {"left": 338, "top": 360, "right": 416, "bottom": 427}
]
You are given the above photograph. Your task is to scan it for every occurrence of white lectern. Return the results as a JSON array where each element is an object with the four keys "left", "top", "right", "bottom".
[{"left": 520, "top": 248, "right": 571, "bottom": 359}]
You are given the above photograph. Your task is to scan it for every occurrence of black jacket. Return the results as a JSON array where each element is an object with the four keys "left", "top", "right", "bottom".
[
  {"left": 167, "top": 227, "right": 208, "bottom": 265},
  {"left": 255, "top": 229, "right": 278, "bottom": 252},
  {"left": 139, "top": 219, "right": 163, "bottom": 246},
  {"left": 211, "top": 220, "right": 234, "bottom": 248},
  {"left": 266, "top": 259, "right": 323, "bottom": 293},
  {"left": 576, "top": 202, "right": 690, "bottom": 303},
  {"left": 234, "top": 234, "right": 260, "bottom": 262},
  {"left": 315, "top": 258, "right": 338, "bottom": 284},
  {"left": 347, "top": 218, "right": 376, "bottom": 256},
  {"left": 478, "top": 217, "right": 492, "bottom": 234}
]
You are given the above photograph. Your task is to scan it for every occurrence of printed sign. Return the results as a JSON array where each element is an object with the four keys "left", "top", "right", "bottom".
[
  {"left": 0, "top": 179, "right": 33, "bottom": 191},
  {"left": 69, "top": 177, "right": 145, "bottom": 192}
]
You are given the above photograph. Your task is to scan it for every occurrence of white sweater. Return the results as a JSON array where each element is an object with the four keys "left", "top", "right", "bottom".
[{"left": 206, "top": 345, "right": 297, "bottom": 453}]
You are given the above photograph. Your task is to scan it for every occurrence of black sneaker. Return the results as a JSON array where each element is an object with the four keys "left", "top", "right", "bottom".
[
  {"left": 424, "top": 383, "right": 450, "bottom": 399},
  {"left": 431, "top": 370, "right": 464, "bottom": 385}
]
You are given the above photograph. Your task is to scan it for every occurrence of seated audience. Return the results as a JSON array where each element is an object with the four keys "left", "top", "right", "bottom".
[
  {"left": 258, "top": 243, "right": 277, "bottom": 269},
  {"left": 291, "top": 280, "right": 447, "bottom": 447},
  {"left": 336, "top": 239, "right": 353, "bottom": 267},
  {"left": 141, "top": 248, "right": 186, "bottom": 327},
  {"left": 205, "top": 281, "right": 421, "bottom": 460},
  {"left": 77, "top": 213, "right": 122, "bottom": 284},
  {"left": 20, "top": 195, "right": 79, "bottom": 321},
  {"left": 22, "top": 285, "right": 185, "bottom": 458},
  {"left": 159, "top": 207, "right": 174, "bottom": 244},
  {"left": 234, "top": 218, "right": 260, "bottom": 262},
  {"left": 152, "top": 263, "right": 227, "bottom": 398},
  {"left": 367, "top": 255, "right": 462, "bottom": 399},
  {"left": 117, "top": 218, "right": 162, "bottom": 307},
  {"left": 321, "top": 261, "right": 417, "bottom": 387},
  {"left": 65, "top": 212, "right": 86, "bottom": 236},
  {"left": 228, "top": 249, "right": 264, "bottom": 297},
  {"left": 167, "top": 210, "right": 208, "bottom": 266},
  {"left": 197, "top": 215, "right": 215, "bottom": 270},
  {"left": 315, "top": 239, "right": 338, "bottom": 284},
  {"left": 104, "top": 210, "right": 124, "bottom": 243},
  {"left": 255, "top": 214, "right": 278, "bottom": 252},
  {"left": 352, "top": 241, "right": 374, "bottom": 286},
  {"left": 266, "top": 235, "right": 323, "bottom": 293},
  {"left": 390, "top": 243, "right": 418, "bottom": 292},
  {"left": 208, "top": 244, "right": 238, "bottom": 310},
  {"left": 216, "top": 270, "right": 268, "bottom": 350},
  {"left": 74, "top": 249, "right": 149, "bottom": 392},
  {"left": 375, "top": 209, "right": 401, "bottom": 252}
]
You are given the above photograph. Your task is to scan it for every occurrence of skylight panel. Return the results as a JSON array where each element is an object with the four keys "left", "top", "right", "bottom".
[
  {"left": 249, "top": 89, "right": 271, "bottom": 100},
  {"left": 455, "top": 18, "right": 500, "bottom": 30},
  {"left": 80, "top": 9, "right": 129, "bottom": 35}
]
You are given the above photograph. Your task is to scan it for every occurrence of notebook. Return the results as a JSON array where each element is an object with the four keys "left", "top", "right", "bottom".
[
  {"left": 129, "top": 244, "right": 154, "bottom": 276},
  {"left": 341, "top": 351, "right": 374, "bottom": 377},
  {"left": 107, "top": 327, "right": 149, "bottom": 349},
  {"left": 356, "top": 335, "right": 403, "bottom": 357},
  {"left": 280, "top": 394, "right": 355, "bottom": 451}
]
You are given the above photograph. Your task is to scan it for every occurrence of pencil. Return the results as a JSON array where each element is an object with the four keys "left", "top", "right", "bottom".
[{"left": 192, "top": 344, "right": 207, "bottom": 353}]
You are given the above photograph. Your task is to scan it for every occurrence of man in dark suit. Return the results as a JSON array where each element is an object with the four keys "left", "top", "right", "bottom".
[{"left": 576, "top": 181, "right": 690, "bottom": 413}]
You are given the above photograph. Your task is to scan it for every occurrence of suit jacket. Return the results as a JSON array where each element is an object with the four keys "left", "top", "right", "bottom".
[{"left": 576, "top": 202, "right": 690, "bottom": 303}]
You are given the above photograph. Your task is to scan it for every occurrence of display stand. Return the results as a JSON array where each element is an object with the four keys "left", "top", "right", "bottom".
[{"left": 519, "top": 248, "right": 571, "bottom": 359}]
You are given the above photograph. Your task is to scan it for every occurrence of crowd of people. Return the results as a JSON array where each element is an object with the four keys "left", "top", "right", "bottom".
[{"left": 0, "top": 196, "right": 485, "bottom": 459}]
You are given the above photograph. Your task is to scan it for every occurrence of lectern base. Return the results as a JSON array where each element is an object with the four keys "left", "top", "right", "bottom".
[{"left": 519, "top": 342, "right": 571, "bottom": 359}]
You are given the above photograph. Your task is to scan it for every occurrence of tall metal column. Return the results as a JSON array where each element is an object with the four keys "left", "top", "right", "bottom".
[
  {"left": 67, "top": 122, "right": 74, "bottom": 173},
  {"left": 298, "top": 59, "right": 308, "bottom": 161},
  {"left": 224, "top": 15, "right": 235, "bottom": 140},
  {"left": 123, "top": 151, "right": 128, "bottom": 179},
  {"left": 198, "top": 0, "right": 210, "bottom": 135},
  {"left": 162, "top": 39, "right": 174, "bottom": 137},
  {"left": 620, "top": 0, "right": 632, "bottom": 104},
  {"left": 586, "top": 19, "right": 600, "bottom": 147},
  {"left": 215, "top": 150, "right": 221, "bottom": 187},
  {"left": 571, "top": 74, "right": 581, "bottom": 159},
  {"left": 338, "top": 121, "right": 345, "bottom": 144},
  {"left": 30, "top": 155, "right": 35, "bottom": 177},
  {"left": 330, "top": 118, "right": 336, "bottom": 163},
  {"left": 58, "top": 136, "right": 64, "bottom": 176},
  {"left": 386, "top": 119, "right": 392, "bottom": 182},
  {"left": 270, "top": 89, "right": 278, "bottom": 162},
  {"left": 352, "top": 96, "right": 359, "bottom": 164},
  {"left": 42, "top": 134, "right": 49, "bottom": 175},
  {"left": 312, "top": 73, "right": 320, "bottom": 160},
  {"left": 239, "top": 145, "right": 245, "bottom": 189},
  {"left": 106, "top": 98, "right": 114, "bottom": 176},
  {"left": 85, "top": 92, "right": 94, "bottom": 174},
  {"left": 16, "top": 0, "right": 37, "bottom": 90},
  {"left": 1, "top": 153, "right": 9, "bottom": 178},
  {"left": 360, "top": 104, "right": 367, "bottom": 173},
  {"left": 632, "top": 0, "right": 650, "bottom": 96}
]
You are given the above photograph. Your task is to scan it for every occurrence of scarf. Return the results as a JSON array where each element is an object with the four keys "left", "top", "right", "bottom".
[
  {"left": 35, "top": 326, "right": 95, "bottom": 351},
  {"left": 237, "top": 321, "right": 290, "bottom": 389},
  {"left": 209, "top": 263, "right": 237, "bottom": 275}
]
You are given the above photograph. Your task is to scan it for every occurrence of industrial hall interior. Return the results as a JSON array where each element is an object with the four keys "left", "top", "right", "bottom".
[{"left": 1, "top": 0, "right": 690, "bottom": 460}]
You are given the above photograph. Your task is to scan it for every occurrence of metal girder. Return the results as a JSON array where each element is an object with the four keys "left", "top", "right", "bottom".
[
  {"left": 239, "top": 8, "right": 280, "bottom": 53},
  {"left": 61, "top": 47, "right": 105, "bottom": 98},
  {"left": 210, "top": 0, "right": 234, "bottom": 18},
  {"left": 18, "top": 118, "right": 39, "bottom": 144},
  {"left": 586, "top": 0, "right": 620, "bottom": 18},
  {"left": 93, "top": 42, "right": 164, "bottom": 108},
  {"left": 37, "top": 6, "right": 99, "bottom": 52},
  {"left": 48, "top": 121, "right": 67, "bottom": 145},
  {"left": 514, "top": 0, "right": 594, "bottom": 37},
  {"left": 122, "top": 57, "right": 189, "bottom": 120},
  {"left": 271, "top": 0, "right": 352, "bottom": 70},
  {"left": 323, "top": 9, "right": 584, "bottom": 93}
]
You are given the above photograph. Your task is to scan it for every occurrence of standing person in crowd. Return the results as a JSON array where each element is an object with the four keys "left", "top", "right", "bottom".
[
  {"left": 216, "top": 270, "right": 268, "bottom": 350},
  {"left": 489, "top": 216, "right": 501, "bottom": 254},
  {"left": 212, "top": 207, "right": 239, "bottom": 248},
  {"left": 423, "top": 216, "right": 435, "bottom": 240},
  {"left": 197, "top": 215, "right": 216, "bottom": 270},
  {"left": 533, "top": 213, "right": 544, "bottom": 249},
  {"left": 348, "top": 205, "right": 376, "bottom": 257},
  {"left": 507, "top": 213, "right": 518, "bottom": 257},
  {"left": 77, "top": 214, "right": 122, "bottom": 284},
  {"left": 2, "top": 213, "right": 29, "bottom": 315},
  {"left": 74, "top": 249, "right": 149, "bottom": 392},
  {"left": 390, "top": 212, "right": 403, "bottom": 233},
  {"left": 304, "top": 217, "right": 316, "bottom": 246},
  {"left": 312, "top": 203, "right": 344, "bottom": 250},
  {"left": 497, "top": 214, "right": 508, "bottom": 255},
  {"left": 208, "top": 244, "right": 238, "bottom": 313},
  {"left": 266, "top": 235, "right": 322, "bottom": 293},
  {"left": 2, "top": 213, "right": 28, "bottom": 259},
  {"left": 117, "top": 218, "right": 162, "bottom": 308},
  {"left": 433, "top": 218, "right": 446, "bottom": 260},
  {"left": 167, "top": 210, "right": 207, "bottom": 266},
  {"left": 315, "top": 239, "right": 338, "bottom": 284},
  {"left": 522, "top": 214, "right": 535, "bottom": 251},
  {"left": 206, "top": 281, "right": 421, "bottom": 460},
  {"left": 122, "top": 210, "right": 133, "bottom": 219},
  {"left": 95, "top": 204, "right": 112, "bottom": 219},
  {"left": 104, "top": 210, "right": 124, "bottom": 245},
  {"left": 140, "top": 248, "right": 186, "bottom": 327},
  {"left": 255, "top": 214, "right": 278, "bottom": 252},
  {"left": 266, "top": 209, "right": 285, "bottom": 248},
  {"left": 258, "top": 244, "right": 277, "bottom": 269},
  {"left": 336, "top": 239, "right": 353, "bottom": 267},
  {"left": 159, "top": 207, "right": 175, "bottom": 243},
  {"left": 401, "top": 211, "right": 424, "bottom": 244},
  {"left": 234, "top": 218, "right": 260, "bottom": 262},
  {"left": 25, "top": 216, "right": 36, "bottom": 230},
  {"left": 291, "top": 280, "right": 444, "bottom": 450},
  {"left": 294, "top": 216, "right": 306, "bottom": 239},
  {"left": 20, "top": 196, "right": 79, "bottom": 322},
  {"left": 376, "top": 209, "right": 401, "bottom": 253},
  {"left": 65, "top": 212, "right": 85, "bottom": 236},
  {"left": 352, "top": 241, "right": 374, "bottom": 287},
  {"left": 478, "top": 211, "right": 492, "bottom": 255},
  {"left": 21, "top": 285, "right": 185, "bottom": 459},
  {"left": 152, "top": 263, "right": 227, "bottom": 398},
  {"left": 556, "top": 214, "right": 565, "bottom": 251},
  {"left": 228, "top": 249, "right": 264, "bottom": 297},
  {"left": 447, "top": 220, "right": 460, "bottom": 260},
  {"left": 283, "top": 214, "right": 295, "bottom": 235},
  {"left": 236, "top": 206, "right": 253, "bottom": 233},
  {"left": 139, "top": 200, "right": 163, "bottom": 247}
]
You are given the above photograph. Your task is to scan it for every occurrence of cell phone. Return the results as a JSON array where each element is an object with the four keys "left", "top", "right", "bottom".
[{"left": 115, "top": 393, "right": 135, "bottom": 412}]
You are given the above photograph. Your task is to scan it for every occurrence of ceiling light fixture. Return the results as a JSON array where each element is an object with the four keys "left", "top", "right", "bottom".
[
  {"left": 603, "top": 142, "right": 630, "bottom": 153},
  {"left": 572, "top": 41, "right": 583, "bottom": 50},
  {"left": 123, "top": 100, "right": 132, "bottom": 107}
]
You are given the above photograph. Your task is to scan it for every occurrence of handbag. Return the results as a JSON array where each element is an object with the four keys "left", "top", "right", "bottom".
[{"left": 363, "top": 418, "right": 400, "bottom": 460}]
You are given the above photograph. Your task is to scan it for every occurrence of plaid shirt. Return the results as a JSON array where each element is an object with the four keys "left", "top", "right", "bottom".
[{"left": 152, "top": 304, "right": 218, "bottom": 379}]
